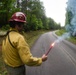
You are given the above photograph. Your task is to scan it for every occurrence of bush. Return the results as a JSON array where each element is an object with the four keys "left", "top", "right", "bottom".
[{"left": 1, "top": 25, "right": 10, "bottom": 30}]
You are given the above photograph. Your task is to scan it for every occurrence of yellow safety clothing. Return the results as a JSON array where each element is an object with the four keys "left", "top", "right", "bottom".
[{"left": 2, "top": 28, "right": 42, "bottom": 67}]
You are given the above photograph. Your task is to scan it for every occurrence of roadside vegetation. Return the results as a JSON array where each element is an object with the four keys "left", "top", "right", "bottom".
[
  {"left": 0, "top": 0, "right": 61, "bottom": 31},
  {"left": 25, "top": 30, "right": 50, "bottom": 47},
  {"left": 55, "top": 29, "right": 76, "bottom": 45}
]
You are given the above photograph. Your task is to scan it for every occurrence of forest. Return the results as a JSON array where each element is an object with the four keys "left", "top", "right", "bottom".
[{"left": 0, "top": 0, "right": 61, "bottom": 31}]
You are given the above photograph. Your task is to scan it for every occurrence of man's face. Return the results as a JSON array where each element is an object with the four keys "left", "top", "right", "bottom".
[
  {"left": 18, "top": 25, "right": 23, "bottom": 32},
  {"left": 16, "top": 22, "right": 24, "bottom": 32}
]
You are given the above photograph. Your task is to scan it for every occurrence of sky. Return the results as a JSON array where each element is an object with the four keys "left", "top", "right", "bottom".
[{"left": 40, "top": 0, "right": 68, "bottom": 26}]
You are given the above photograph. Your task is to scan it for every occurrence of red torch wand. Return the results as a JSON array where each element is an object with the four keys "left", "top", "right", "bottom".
[{"left": 45, "top": 42, "right": 55, "bottom": 55}]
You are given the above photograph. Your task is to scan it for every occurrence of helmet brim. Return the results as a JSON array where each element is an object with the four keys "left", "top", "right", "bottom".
[{"left": 9, "top": 19, "right": 26, "bottom": 23}]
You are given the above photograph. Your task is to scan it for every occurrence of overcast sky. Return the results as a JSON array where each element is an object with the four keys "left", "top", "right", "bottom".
[{"left": 40, "top": 0, "right": 68, "bottom": 26}]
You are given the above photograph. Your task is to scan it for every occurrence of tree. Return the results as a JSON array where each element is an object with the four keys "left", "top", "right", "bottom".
[
  {"left": 65, "top": 11, "right": 73, "bottom": 26},
  {"left": 38, "top": 19, "right": 43, "bottom": 29},
  {"left": 0, "top": 0, "right": 59, "bottom": 31},
  {"left": 0, "top": 0, "right": 20, "bottom": 28},
  {"left": 22, "top": 0, "right": 46, "bottom": 30}
]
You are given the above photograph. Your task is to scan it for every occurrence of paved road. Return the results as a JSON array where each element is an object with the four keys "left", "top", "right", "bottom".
[{"left": 26, "top": 32, "right": 76, "bottom": 75}]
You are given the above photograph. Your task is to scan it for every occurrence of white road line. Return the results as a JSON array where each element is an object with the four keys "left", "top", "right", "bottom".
[{"left": 60, "top": 45, "right": 76, "bottom": 67}]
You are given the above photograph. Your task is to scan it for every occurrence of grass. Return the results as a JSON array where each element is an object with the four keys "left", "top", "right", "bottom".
[
  {"left": 55, "top": 29, "right": 76, "bottom": 45},
  {"left": 55, "top": 29, "right": 66, "bottom": 36},
  {"left": 0, "top": 30, "right": 50, "bottom": 75},
  {"left": 67, "top": 36, "right": 76, "bottom": 44},
  {"left": 25, "top": 30, "right": 50, "bottom": 47}
]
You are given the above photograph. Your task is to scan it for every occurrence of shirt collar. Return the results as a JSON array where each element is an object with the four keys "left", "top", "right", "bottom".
[{"left": 10, "top": 28, "right": 18, "bottom": 32}]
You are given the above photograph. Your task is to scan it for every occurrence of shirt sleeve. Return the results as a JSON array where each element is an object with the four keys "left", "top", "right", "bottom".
[{"left": 17, "top": 36, "right": 42, "bottom": 66}]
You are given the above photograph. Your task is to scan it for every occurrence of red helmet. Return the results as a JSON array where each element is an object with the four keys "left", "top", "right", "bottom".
[{"left": 9, "top": 12, "right": 26, "bottom": 23}]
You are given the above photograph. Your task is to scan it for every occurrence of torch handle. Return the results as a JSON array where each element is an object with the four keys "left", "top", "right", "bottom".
[{"left": 45, "top": 46, "right": 53, "bottom": 55}]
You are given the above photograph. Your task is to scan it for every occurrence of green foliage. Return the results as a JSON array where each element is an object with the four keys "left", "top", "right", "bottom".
[
  {"left": 42, "top": 16, "right": 49, "bottom": 30},
  {"left": 38, "top": 19, "right": 43, "bottom": 29},
  {"left": 65, "top": 11, "right": 73, "bottom": 25},
  {"left": 56, "top": 29, "right": 76, "bottom": 45},
  {"left": 67, "top": 36, "right": 76, "bottom": 45},
  {"left": 31, "top": 15, "right": 39, "bottom": 30},
  {"left": 0, "top": 0, "right": 20, "bottom": 27},
  {"left": 55, "top": 29, "right": 66, "bottom": 36},
  {"left": 0, "top": 0, "right": 61, "bottom": 31},
  {"left": 1, "top": 25, "right": 10, "bottom": 30},
  {"left": 47, "top": 18, "right": 61, "bottom": 30}
]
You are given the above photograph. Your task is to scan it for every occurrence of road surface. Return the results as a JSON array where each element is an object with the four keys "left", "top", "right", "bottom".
[{"left": 26, "top": 32, "right": 76, "bottom": 75}]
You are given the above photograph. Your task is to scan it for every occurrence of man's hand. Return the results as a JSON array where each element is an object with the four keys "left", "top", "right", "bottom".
[{"left": 42, "top": 54, "right": 47, "bottom": 62}]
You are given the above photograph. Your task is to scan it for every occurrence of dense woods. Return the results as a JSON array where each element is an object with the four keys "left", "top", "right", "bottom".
[{"left": 0, "top": 0, "right": 61, "bottom": 31}]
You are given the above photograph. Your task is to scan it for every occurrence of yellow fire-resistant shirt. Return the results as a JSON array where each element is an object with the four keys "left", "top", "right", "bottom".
[{"left": 2, "top": 29, "right": 42, "bottom": 67}]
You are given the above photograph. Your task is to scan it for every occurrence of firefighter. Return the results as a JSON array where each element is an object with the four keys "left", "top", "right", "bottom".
[{"left": 2, "top": 12, "right": 47, "bottom": 75}]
